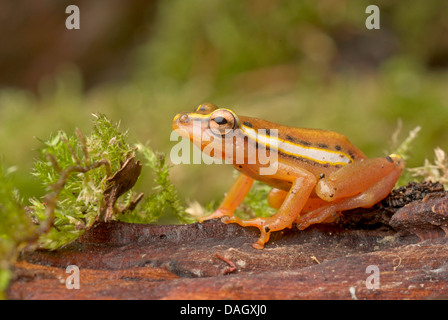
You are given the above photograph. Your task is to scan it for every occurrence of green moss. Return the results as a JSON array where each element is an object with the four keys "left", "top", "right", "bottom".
[
  {"left": 235, "top": 180, "right": 276, "bottom": 220},
  {"left": 0, "top": 162, "right": 36, "bottom": 299},
  {"left": 119, "top": 143, "right": 194, "bottom": 224},
  {"left": 29, "top": 115, "right": 130, "bottom": 249},
  {"left": 30, "top": 114, "right": 192, "bottom": 250}
]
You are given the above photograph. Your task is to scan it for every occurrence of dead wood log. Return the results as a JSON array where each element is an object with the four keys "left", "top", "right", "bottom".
[{"left": 7, "top": 182, "right": 448, "bottom": 300}]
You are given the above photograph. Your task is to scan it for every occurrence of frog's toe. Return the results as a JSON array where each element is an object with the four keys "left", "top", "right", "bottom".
[
  {"left": 252, "top": 241, "right": 265, "bottom": 250},
  {"left": 199, "top": 211, "right": 227, "bottom": 223},
  {"left": 295, "top": 219, "right": 310, "bottom": 230},
  {"left": 221, "top": 215, "right": 237, "bottom": 224}
]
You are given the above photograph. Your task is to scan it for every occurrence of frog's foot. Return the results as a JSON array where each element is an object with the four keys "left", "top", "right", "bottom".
[
  {"left": 199, "top": 209, "right": 232, "bottom": 223},
  {"left": 221, "top": 216, "right": 274, "bottom": 249},
  {"left": 295, "top": 205, "right": 339, "bottom": 230}
]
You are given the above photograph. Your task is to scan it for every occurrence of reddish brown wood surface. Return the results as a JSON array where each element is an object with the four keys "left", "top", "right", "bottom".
[{"left": 7, "top": 184, "right": 448, "bottom": 300}]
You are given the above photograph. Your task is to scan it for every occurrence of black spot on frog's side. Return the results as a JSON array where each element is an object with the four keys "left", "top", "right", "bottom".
[
  {"left": 317, "top": 143, "right": 329, "bottom": 149},
  {"left": 300, "top": 140, "right": 313, "bottom": 147},
  {"left": 285, "top": 135, "right": 313, "bottom": 147},
  {"left": 285, "top": 135, "right": 296, "bottom": 143},
  {"left": 243, "top": 121, "right": 253, "bottom": 128},
  {"left": 347, "top": 150, "right": 356, "bottom": 161}
]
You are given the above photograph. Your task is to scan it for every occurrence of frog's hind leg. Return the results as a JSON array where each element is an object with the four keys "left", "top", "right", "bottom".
[
  {"left": 296, "top": 155, "right": 405, "bottom": 230},
  {"left": 267, "top": 188, "right": 288, "bottom": 209},
  {"left": 268, "top": 189, "right": 328, "bottom": 212}
]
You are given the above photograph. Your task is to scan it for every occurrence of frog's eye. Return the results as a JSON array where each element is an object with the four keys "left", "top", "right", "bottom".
[
  {"left": 195, "top": 103, "right": 218, "bottom": 113},
  {"left": 209, "top": 109, "right": 236, "bottom": 136}
]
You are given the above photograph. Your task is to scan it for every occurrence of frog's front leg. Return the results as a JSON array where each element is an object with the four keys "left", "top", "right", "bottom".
[
  {"left": 222, "top": 164, "right": 317, "bottom": 249},
  {"left": 199, "top": 173, "right": 254, "bottom": 222},
  {"left": 296, "top": 155, "right": 405, "bottom": 230}
]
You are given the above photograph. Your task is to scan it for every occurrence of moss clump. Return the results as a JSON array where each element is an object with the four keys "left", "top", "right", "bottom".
[
  {"left": 30, "top": 114, "right": 192, "bottom": 250},
  {"left": 0, "top": 163, "right": 36, "bottom": 299}
]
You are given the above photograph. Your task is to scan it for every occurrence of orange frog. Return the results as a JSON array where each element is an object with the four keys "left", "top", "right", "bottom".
[{"left": 172, "top": 103, "right": 405, "bottom": 249}]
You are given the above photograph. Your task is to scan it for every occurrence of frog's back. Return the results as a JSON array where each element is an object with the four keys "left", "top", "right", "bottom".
[{"left": 238, "top": 115, "right": 367, "bottom": 176}]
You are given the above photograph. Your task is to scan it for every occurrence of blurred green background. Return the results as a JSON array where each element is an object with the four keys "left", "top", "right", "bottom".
[{"left": 1, "top": 0, "right": 447, "bottom": 208}]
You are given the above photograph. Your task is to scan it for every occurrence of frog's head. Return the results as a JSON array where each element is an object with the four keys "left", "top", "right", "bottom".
[{"left": 172, "top": 103, "right": 241, "bottom": 161}]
